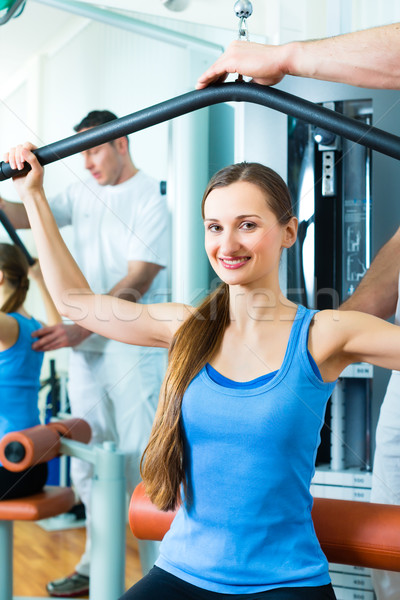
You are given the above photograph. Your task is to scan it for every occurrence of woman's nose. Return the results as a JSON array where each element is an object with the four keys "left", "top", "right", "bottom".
[{"left": 220, "top": 230, "right": 241, "bottom": 254}]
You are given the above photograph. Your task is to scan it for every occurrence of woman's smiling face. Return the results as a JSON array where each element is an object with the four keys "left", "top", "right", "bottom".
[{"left": 203, "top": 181, "right": 295, "bottom": 288}]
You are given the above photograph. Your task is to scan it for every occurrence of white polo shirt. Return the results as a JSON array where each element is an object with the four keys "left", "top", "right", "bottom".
[{"left": 49, "top": 170, "right": 169, "bottom": 352}]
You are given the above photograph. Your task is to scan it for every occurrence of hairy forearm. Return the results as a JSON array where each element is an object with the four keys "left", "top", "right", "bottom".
[
  {"left": 340, "top": 272, "right": 399, "bottom": 318},
  {"left": 109, "top": 275, "right": 144, "bottom": 302},
  {"left": 108, "top": 268, "right": 159, "bottom": 302},
  {"left": 197, "top": 23, "right": 400, "bottom": 91},
  {"left": 287, "top": 23, "right": 400, "bottom": 89},
  {"left": 340, "top": 228, "right": 400, "bottom": 318}
]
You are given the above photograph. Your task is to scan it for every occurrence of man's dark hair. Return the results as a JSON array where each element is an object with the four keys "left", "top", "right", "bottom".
[{"left": 74, "top": 110, "right": 118, "bottom": 132}]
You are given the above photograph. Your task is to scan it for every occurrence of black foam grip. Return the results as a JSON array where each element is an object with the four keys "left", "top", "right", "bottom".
[{"left": 0, "top": 209, "right": 35, "bottom": 265}]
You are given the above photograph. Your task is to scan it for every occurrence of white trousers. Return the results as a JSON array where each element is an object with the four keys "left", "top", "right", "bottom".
[
  {"left": 370, "top": 371, "right": 400, "bottom": 600},
  {"left": 67, "top": 346, "right": 166, "bottom": 577}
]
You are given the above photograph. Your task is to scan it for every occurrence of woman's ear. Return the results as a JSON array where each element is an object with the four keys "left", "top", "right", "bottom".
[
  {"left": 0, "top": 270, "right": 4, "bottom": 285},
  {"left": 282, "top": 217, "right": 298, "bottom": 249}
]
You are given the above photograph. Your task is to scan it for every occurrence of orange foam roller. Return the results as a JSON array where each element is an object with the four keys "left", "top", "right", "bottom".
[
  {"left": 47, "top": 418, "right": 91, "bottom": 444},
  {"left": 0, "top": 418, "right": 91, "bottom": 472},
  {"left": 129, "top": 482, "right": 400, "bottom": 572},
  {"left": 129, "top": 482, "right": 176, "bottom": 542},
  {"left": 0, "top": 425, "right": 60, "bottom": 472},
  {"left": 312, "top": 497, "right": 400, "bottom": 571}
]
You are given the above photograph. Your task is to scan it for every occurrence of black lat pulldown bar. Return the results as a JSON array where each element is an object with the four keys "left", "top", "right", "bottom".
[
  {"left": 0, "top": 209, "right": 35, "bottom": 265},
  {"left": 0, "top": 81, "right": 400, "bottom": 183}
]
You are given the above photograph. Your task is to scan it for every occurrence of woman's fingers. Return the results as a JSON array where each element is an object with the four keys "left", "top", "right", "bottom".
[{"left": 4, "top": 142, "right": 39, "bottom": 172}]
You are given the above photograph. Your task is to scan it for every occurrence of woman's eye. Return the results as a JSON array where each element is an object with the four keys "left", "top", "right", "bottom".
[
  {"left": 208, "top": 224, "right": 221, "bottom": 232},
  {"left": 241, "top": 221, "right": 256, "bottom": 230}
]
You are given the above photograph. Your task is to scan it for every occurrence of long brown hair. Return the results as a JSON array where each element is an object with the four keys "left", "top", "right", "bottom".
[
  {"left": 141, "top": 162, "right": 294, "bottom": 511},
  {"left": 0, "top": 243, "right": 30, "bottom": 313}
]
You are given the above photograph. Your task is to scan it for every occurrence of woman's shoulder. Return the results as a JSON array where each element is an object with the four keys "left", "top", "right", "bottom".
[
  {"left": 0, "top": 312, "right": 20, "bottom": 349},
  {"left": 313, "top": 308, "right": 370, "bottom": 328},
  {"left": 308, "top": 308, "right": 371, "bottom": 359},
  {"left": 310, "top": 309, "right": 353, "bottom": 338}
]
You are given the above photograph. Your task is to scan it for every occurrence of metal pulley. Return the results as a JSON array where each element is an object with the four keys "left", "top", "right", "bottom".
[{"left": 234, "top": 0, "right": 253, "bottom": 40}]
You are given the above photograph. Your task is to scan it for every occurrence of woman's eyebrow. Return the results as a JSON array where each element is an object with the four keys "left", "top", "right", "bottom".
[
  {"left": 204, "top": 214, "right": 261, "bottom": 221},
  {"left": 236, "top": 214, "right": 262, "bottom": 219}
]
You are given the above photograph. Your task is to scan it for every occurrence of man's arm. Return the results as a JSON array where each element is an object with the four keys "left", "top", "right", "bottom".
[
  {"left": 32, "top": 260, "right": 163, "bottom": 351},
  {"left": 197, "top": 23, "right": 400, "bottom": 90},
  {"left": 109, "top": 260, "right": 163, "bottom": 300},
  {"left": 340, "top": 227, "right": 400, "bottom": 319},
  {"left": 0, "top": 196, "right": 30, "bottom": 229}
]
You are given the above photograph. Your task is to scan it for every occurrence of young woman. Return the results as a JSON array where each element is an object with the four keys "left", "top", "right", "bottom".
[
  {"left": 6, "top": 143, "right": 400, "bottom": 599},
  {"left": 0, "top": 242, "right": 60, "bottom": 499}
]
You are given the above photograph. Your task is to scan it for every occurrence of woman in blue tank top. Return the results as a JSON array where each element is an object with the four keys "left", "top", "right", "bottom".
[
  {"left": 0, "top": 243, "right": 60, "bottom": 500},
  {"left": 9, "top": 147, "right": 400, "bottom": 599}
]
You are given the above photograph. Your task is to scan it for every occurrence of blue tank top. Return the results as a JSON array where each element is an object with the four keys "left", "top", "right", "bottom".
[
  {"left": 156, "top": 305, "right": 337, "bottom": 593},
  {"left": 0, "top": 313, "right": 44, "bottom": 457}
]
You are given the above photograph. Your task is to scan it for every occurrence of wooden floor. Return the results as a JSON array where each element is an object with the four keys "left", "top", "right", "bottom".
[{"left": 13, "top": 520, "right": 142, "bottom": 597}]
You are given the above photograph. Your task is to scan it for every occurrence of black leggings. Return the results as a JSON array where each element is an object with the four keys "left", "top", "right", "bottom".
[
  {"left": 120, "top": 567, "right": 337, "bottom": 600},
  {"left": 0, "top": 463, "right": 48, "bottom": 500}
]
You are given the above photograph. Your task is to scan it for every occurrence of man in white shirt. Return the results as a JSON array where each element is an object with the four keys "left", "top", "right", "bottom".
[{"left": 0, "top": 110, "right": 169, "bottom": 597}]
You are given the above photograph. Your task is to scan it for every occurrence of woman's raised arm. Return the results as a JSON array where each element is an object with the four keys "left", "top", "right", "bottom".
[
  {"left": 4, "top": 144, "right": 190, "bottom": 349},
  {"left": 310, "top": 309, "right": 400, "bottom": 382}
]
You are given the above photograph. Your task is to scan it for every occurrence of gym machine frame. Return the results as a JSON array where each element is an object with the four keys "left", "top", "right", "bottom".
[{"left": 0, "top": 421, "right": 126, "bottom": 600}]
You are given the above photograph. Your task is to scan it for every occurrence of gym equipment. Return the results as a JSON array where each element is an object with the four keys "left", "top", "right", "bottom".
[
  {"left": 0, "top": 419, "right": 88, "bottom": 600},
  {"left": 0, "top": 418, "right": 126, "bottom": 600},
  {"left": 129, "top": 481, "right": 400, "bottom": 572},
  {"left": 0, "top": 0, "right": 26, "bottom": 25},
  {"left": 1, "top": 81, "right": 400, "bottom": 185},
  {"left": 0, "top": 487, "right": 75, "bottom": 600},
  {"left": 234, "top": 0, "right": 253, "bottom": 19},
  {"left": 234, "top": 0, "right": 253, "bottom": 41},
  {"left": 0, "top": 209, "right": 35, "bottom": 265}
]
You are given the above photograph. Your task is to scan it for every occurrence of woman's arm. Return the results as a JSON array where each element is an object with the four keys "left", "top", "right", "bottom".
[
  {"left": 197, "top": 23, "right": 400, "bottom": 90},
  {"left": 309, "top": 309, "right": 400, "bottom": 381},
  {"left": 5, "top": 144, "right": 190, "bottom": 348},
  {"left": 28, "top": 259, "right": 62, "bottom": 326}
]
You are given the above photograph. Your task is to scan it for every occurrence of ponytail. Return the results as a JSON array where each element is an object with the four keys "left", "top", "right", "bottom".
[
  {"left": 0, "top": 243, "right": 30, "bottom": 313},
  {"left": 141, "top": 283, "right": 230, "bottom": 511}
]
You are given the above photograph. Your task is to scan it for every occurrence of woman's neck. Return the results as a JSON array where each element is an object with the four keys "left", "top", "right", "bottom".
[
  {"left": 228, "top": 284, "right": 296, "bottom": 331},
  {"left": 0, "top": 288, "right": 26, "bottom": 316},
  {"left": 0, "top": 287, "right": 10, "bottom": 310}
]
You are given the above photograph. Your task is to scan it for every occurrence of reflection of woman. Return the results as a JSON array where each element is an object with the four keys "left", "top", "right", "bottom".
[
  {"left": 0, "top": 243, "right": 60, "bottom": 499},
  {"left": 8, "top": 144, "right": 400, "bottom": 599}
]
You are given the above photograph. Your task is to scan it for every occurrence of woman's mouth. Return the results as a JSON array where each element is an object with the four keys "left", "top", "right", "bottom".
[{"left": 219, "top": 257, "right": 250, "bottom": 269}]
